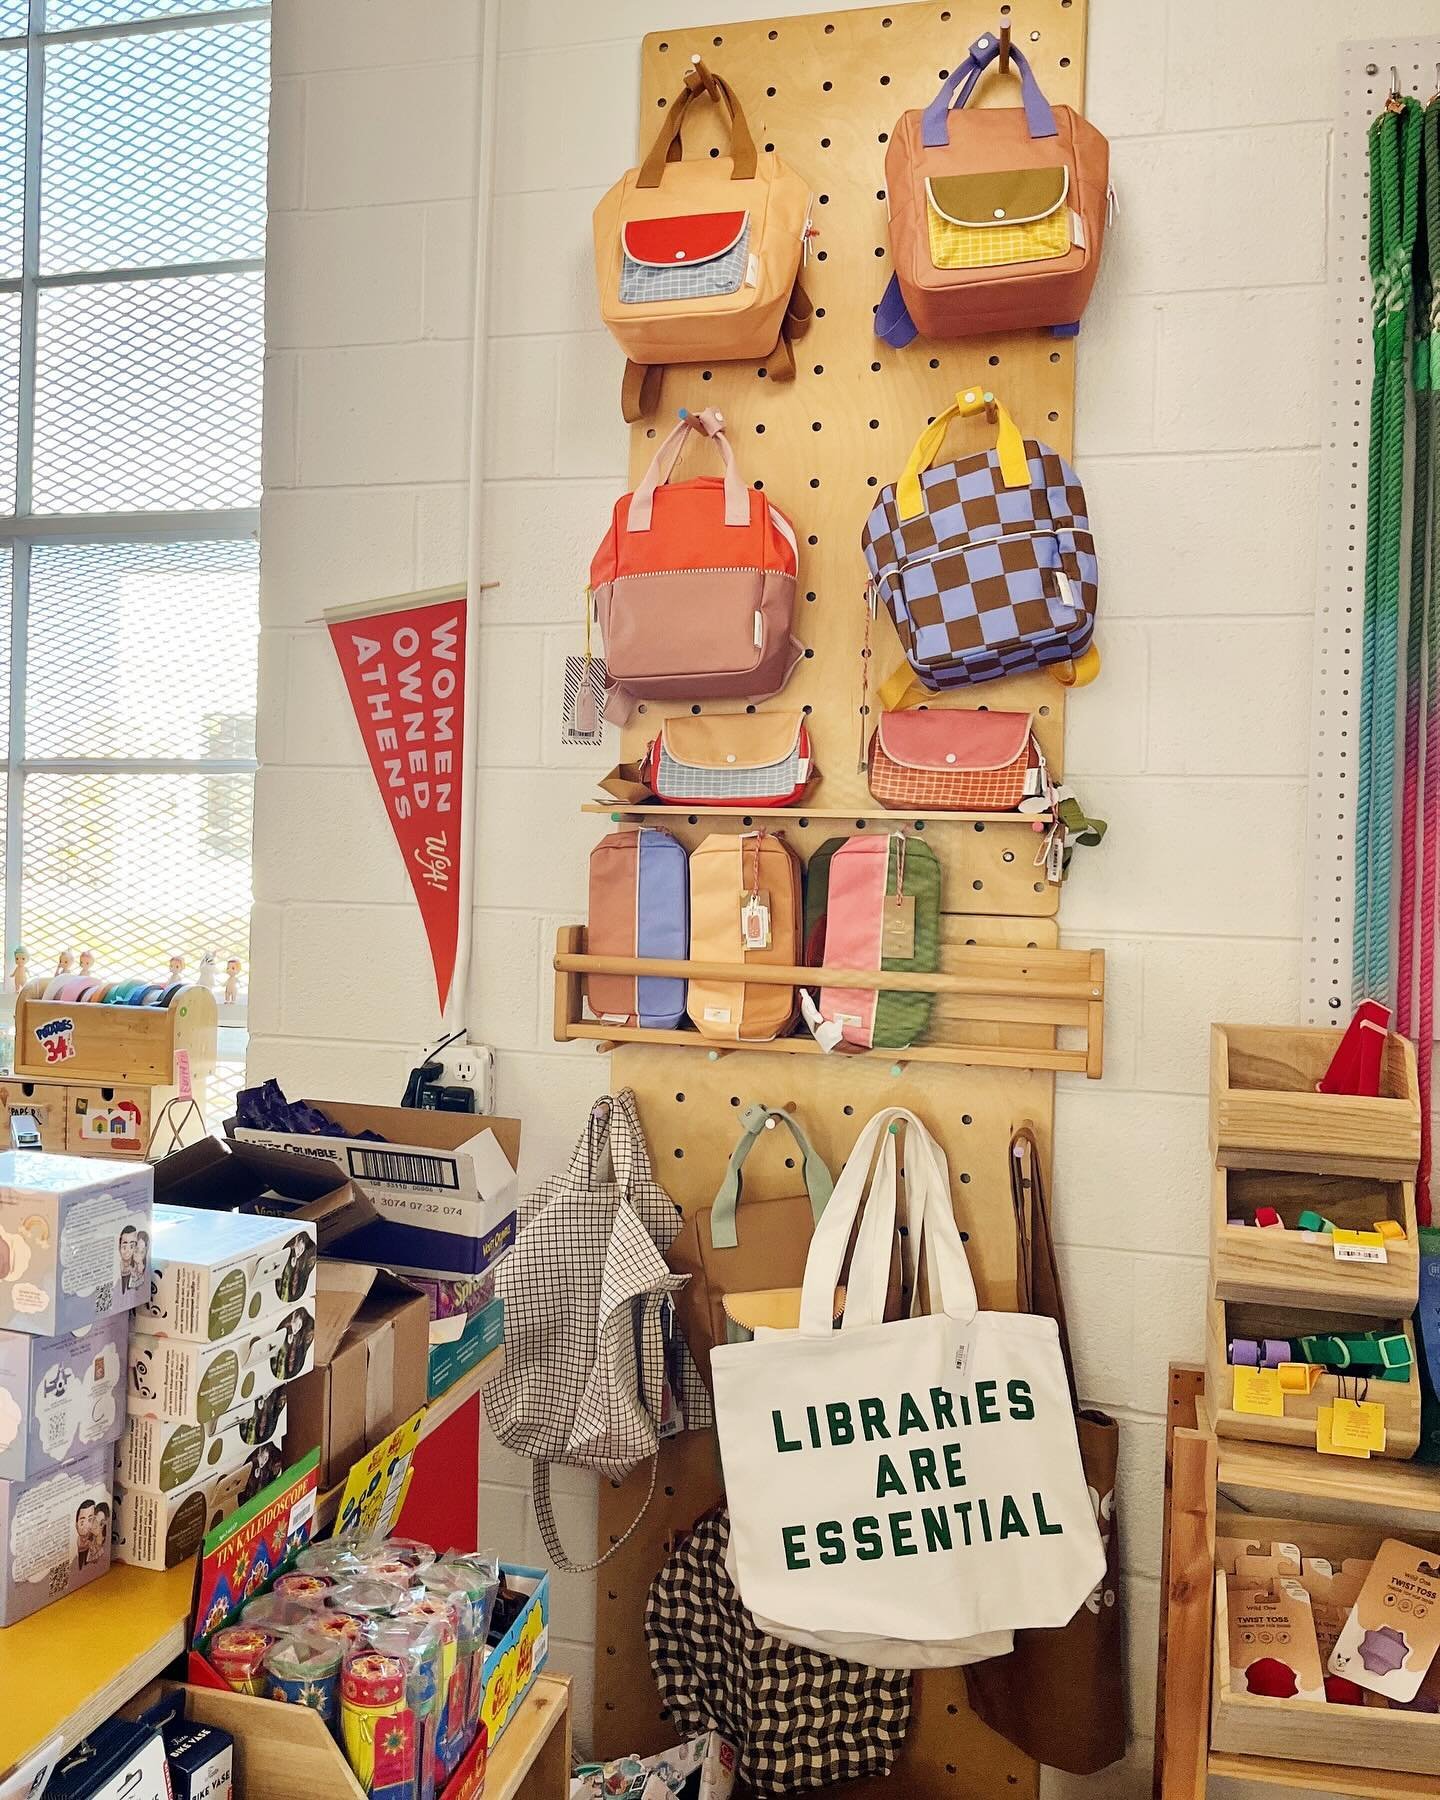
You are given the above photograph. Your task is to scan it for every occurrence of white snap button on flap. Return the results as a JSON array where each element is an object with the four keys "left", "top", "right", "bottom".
[
  {"left": 725, "top": 753, "right": 736, "bottom": 763},
  {"left": 994, "top": 208, "right": 1006, "bottom": 218},
  {"left": 675, "top": 250, "right": 686, "bottom": 260},
  {"left": 945, "top": 752, "right": 957, "bottom": 764},
  {"left": 977, "top": 35, "right": 990, "bottom": 47}
]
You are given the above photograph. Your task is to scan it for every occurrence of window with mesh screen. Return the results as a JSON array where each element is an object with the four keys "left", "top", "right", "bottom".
[{"left": 0, "top": 3, "right": 266, "bottom": 1118}]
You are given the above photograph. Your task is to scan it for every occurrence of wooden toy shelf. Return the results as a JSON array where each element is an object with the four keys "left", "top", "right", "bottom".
[
  {"left": 1156, "top": 1365, "right": 1440, "bottom": 1799},
  {"left": 553, "top": 926, "right": 1105, "bottom": 1077}
]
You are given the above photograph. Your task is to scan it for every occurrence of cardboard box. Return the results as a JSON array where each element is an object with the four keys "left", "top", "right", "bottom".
[
  {"left": 117, "top": 1390, "right": 288, "bottom": 1493},
  {"left": 0, "top": 1151, "right": 153, "bottom": 1336},
  {"left": 163, "top": 1719, "right": 234, "bottom": 1800},
  {"left": 129, "top": 1299, "right": 315, "bottom": 1425},
  {"left": 479, "top": 1566, "right": 549, "bottom": 1750},
  {"left": 233, "top": 1101, "right": 520, "bottom": 1278},
  {"left": 283, "top": 1261, "right": 429, "bottom": 1487},
  {"left": 114, "top": 1424, "right": 289, "bottom": 1569},
  {"left": 428, "top": 1296, "right": 504, "bottom": 1399},
  {"left": 47, "top": 1717, "right": 170, "bottom": 1799},
  {"left": 140, "top": 1203, "right": 317, "bottom": 1343},
  {"left": 0, "top": 1313, "right": 128, "bottom": 1480},
  {"left": 153, "top": 1134, "right": 379, "bottom": 1253},
  {"left": 0, "top": 1439, "right": 113, "bottom": 1626}
]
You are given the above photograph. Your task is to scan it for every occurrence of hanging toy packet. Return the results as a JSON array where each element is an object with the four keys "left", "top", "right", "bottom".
[
  {"left": 1226, "top": 1574, "right": 1325, "bottom": 1702},
  {"left": 1328, "top": 1539, "right": 1440, "bottom": 1702}
]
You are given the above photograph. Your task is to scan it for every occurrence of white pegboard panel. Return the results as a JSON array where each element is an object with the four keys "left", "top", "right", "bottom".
[{"left": 1303, "top": 40, "right": 1440, "bottom": 1026}]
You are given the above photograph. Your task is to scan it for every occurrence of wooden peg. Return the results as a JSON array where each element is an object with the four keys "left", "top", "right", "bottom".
[
  {"left": 685, "top": 55, "right": 721, "bottom": 101},
  {"left": 594, "top": 1039, "right": 619, "bottom": 1055},
  {"left": 997, "top": 20, "right": 1012, "bottom": 74}
]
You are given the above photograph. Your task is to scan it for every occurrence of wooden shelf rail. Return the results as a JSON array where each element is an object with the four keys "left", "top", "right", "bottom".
[
  {"left": 553, "top": 926, "right": 1105, "bottom": 1077},
  {"left": 582, "top": 801, "right": 1055, "bottom": 825}
]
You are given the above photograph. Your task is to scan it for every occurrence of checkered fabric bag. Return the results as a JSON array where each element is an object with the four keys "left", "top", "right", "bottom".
[
  {"left": 483, "top": 1090, "right": 712, "bottom": 1572},
  {"left": 645, "top": 1507, "right": 913, "bottom": 1793},
  {"left": 864, "top": 386, "right": 1099, "bottom": 699}
]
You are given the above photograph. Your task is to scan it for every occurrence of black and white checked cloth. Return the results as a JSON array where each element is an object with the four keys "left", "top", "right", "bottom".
[
  {"left": 646, "top": 1509, "right": 913, "bottom": 1795},
  {"left": 484, "top": 1090, "right": 712, "bottom": 1571}
]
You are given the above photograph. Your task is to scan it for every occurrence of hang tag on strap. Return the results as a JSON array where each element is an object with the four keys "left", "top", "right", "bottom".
[
  {"left": 562, "top": 653, "right": 608, "bottom": 746},
  {"left": 1329, "top": 1397, "right": 1387, "bottom": 1454},
  {"left": 741, "top": 891, "right": 772, "bottom": 950},
  {"left": 881, "top": 893, "right": 916, "bottom": 959}
]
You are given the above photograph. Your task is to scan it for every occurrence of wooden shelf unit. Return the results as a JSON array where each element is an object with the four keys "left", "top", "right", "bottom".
[
  {"left": 486, "top": 1675, "right": 572, "bottom": 1800},
  {"left": 1155, "top": 1364, "right": 1440, "bottom": 1799},
  {"left": 553, "top": 925, "right": 1105, "bottom": 1077},
  {"left": 583, "top": 801, "right": 1054, "bottom": 826}
]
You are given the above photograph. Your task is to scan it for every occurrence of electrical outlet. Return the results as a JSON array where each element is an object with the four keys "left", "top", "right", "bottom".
[{"left": 436, "top": 1043, "right": 495, "bottom": 1113}]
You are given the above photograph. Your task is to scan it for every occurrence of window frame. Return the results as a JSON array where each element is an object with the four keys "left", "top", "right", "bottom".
[{"left": 0, "top": 0, "right": 265, "bottom": 1024}]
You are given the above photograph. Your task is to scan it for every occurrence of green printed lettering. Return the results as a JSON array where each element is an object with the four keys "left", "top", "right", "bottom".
[
  {"left": 805, "top": 1406, "right": 821, "bottom": 1448},
  {"left": 782, "top": 1525, "right": 809, "bottom": 1570},
  {"left": 858, "top": 1397, "right": 891, "bottom": 1441},
  {"left": 1007, "top": 1378, "right": 1035, "bottom": 1422},
  {"left": 875, "top": 1452, "right": 906, "bottom": 1497},
  {"left": 773, "top": 1410, "right": 801, "bottom": 1453},
  {"left": 998, "top": 1495, "right": 1030, "bottom": 1540},
  {"left": 942, "top": 1441, "right": 966, "bottom": 1489},
  {"left": 815, "top": 1520, "right": 846, "bottom": 1566},
  {"left": 826, "top": 1402, "right": 855, "bottom": 1446},
  {"left": 930, "top": 1386, "right": 957, "bottom": 1429},
  {"left": 921, "top": 1506, "right": 953, "bottom": 1553},
  {"left": 909, "top": 1446, "right": 939, "bottom": 1492},
  {"left": 854, "top": 1516, "right": 884, "bottom": 1561},
  {"left": 897, "top": 1391, "right": 928, "bottom": 1435},
  {"left": 977, "top": 1496, "right": 993, "bottom": 1542},
  {"left": 958, "top": 1392, "right": 972, "bottom": 1425},
  {"left": 1034, "top": 1492, "right": 1064, "bottom": 1536},
  {"left": 889, "top": 1510, "right": 918, "bottom": 1557},
  {"left": 975, "top": 1379, "right": 1000, "bottom": 1423},
  {"left": 953, "top": 1499, "right": 974, "bottom": 1545}
]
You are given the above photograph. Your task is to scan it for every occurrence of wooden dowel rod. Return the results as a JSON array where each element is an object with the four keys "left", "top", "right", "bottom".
[{"left": 554, "top": 949, "right": 1103, "bottom": 1002}]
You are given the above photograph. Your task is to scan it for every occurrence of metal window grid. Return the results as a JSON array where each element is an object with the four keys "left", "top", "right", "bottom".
[{"left": 0, "top": 1, "right": 267, "bottom": 1114}]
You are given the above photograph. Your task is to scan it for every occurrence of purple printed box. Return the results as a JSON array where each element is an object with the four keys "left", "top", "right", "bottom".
[
  {"left": 0, "top": 1151, "right": 153, "bottom": 1337},
  {"left": 0, "top": 1439, "right": 113, "bottom": 1626},
  {"left": 0, "top": 1314, "right": 128, "bottom": 1481}
]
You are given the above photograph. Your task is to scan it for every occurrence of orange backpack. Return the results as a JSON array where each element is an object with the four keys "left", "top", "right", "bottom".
[{"left": 593, "top": 60, "right": 813, "bottom": 420}]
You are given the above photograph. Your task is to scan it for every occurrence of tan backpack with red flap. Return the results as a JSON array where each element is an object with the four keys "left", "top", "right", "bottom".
[{"left": 593, "top": 59, "right": 813, "bottom": 420}]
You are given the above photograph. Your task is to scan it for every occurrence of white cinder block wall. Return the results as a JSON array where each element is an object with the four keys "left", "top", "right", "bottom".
[{"left": 255, "top": 2, "right": 1436, "bottom": 1790}]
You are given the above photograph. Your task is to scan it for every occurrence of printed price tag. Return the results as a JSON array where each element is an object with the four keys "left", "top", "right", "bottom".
[
  {"left": 175, "top": 1047, "right": 193, "bottom": 1101},
  {"left": 1332, "top": 1228, "right": 1388, "bottom": 1264},
  {"left": 1232, "top": 1367, "right": 1284, "bottom": 1416},
  {"left": 1316, "top": 1404, "right": 1372, "bottom": 1458},
  {"left": 880, "top": 894, "right": 916, "bottom": 959},
  {"left": 740, "top": 892, "right": 772, "bottom": 951},
  {"left": 1329, "top": 1397, "right": 1387, "bottom": 1453}
]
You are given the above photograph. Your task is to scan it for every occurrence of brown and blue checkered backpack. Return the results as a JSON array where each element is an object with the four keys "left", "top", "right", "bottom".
[{"left": 863, "top": 385, "right": 1100, "bottom": 707}]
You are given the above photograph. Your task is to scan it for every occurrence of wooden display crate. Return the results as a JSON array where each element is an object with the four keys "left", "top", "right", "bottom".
[
  {"left": 1211, "top": 1166, "right": 1419, "bottom": 1312},
  {"left": 1205, "top": 1298, "right": 1421, "bottom": 1460},
  {"left": 1210, "top": 1023, "right": 1420, "bottom": 1181},
  {"left": 0, "top": 1074, "right": 68, "bottom": 1151},
  {"left": 1210, "top": 1510, "right": 1440, "bottom": 1777},
  {"left": 11, "top": 981, "right": 217, "bottom": 1088}
]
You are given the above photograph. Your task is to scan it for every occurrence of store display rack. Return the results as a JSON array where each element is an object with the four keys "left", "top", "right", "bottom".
[{"left": 582, "top": 801, "right": 1055, "bottom": 825}]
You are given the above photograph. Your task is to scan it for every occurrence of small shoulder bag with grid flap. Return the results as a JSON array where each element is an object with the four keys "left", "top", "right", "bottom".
[{"left": 862, "top": 385, "right": 1100, "bottom": 710}]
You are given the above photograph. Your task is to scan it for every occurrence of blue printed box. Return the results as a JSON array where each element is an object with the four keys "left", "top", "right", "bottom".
[{"left": 0, "top": 1313, "right": 129, "bottom": 1481}]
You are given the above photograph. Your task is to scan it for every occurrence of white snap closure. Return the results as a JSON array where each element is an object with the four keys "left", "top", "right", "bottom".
[
  {"left": 726, "top": 753, "right": 736, "bottom": 763},
  {"left": 964, "top": 390, "right": 976, "bottom": 402},
  {"left": 945, "top": 752, "right": 957, "bottom": 764},
  {"left": 977, "top": 35, "right": 990, "bottom": 47},
  {"left": 993, "top": 207, "right": 1006, "bottom": 218},
  {"left": 675, "top": 250, "right": 686, "bottom": 260}
]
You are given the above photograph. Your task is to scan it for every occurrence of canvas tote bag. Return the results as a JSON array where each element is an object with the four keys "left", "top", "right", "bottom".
[
  {"left": 710, "top": 1107, "right": 1104, "bottom": 1667},
  {"left": 484, "top": 1090, "right": 712, "bottom": 1571},
  {"left": 963, "top": 1125, "right": 1126, "bottom": 1774}
]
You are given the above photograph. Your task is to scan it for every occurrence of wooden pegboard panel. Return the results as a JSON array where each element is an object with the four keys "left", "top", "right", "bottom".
[{"left": 594, "top": 2, "right": 1088, "bottom": 1792}]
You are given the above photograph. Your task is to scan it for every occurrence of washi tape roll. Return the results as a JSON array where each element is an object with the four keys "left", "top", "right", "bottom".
[
  {"left": 135, "top": 984, "right": 167, "bottom": 1006},
  {"left": 1261, "top": 1339, "right": 1292, "bottom": 1367},
  {"left": 154, "top": 981, "right": 188, "bottom": 1008}
]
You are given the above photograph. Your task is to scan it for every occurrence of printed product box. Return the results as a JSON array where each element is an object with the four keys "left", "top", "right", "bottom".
[
  {"left": 114, "top": 1424, "right": 289, "bottom": 1569},
  {"left": 0, "top": 1312, "right": 128, "bottom": 1481},
  {"left": 140, "top": 1203, "right": 317, "bottom": 1343},
  {"left": 152, "top": 1133, "right": 379, "bottom": 1252},
  {"left": 0, "top": 1150, "right": 153, "bottom": 1336},
  {"left": 129, "top": 1300, "right": 315, "bottom": 1425},
  {"left": 47, "top": 1717, "right": 171, "bottom": 1800},
  {"left": 116, "top": 1389, "right": 288, "bottom": 1493},
  {"left": 479, "top": 1566, "right": 549, "bottom": 1750},
  {"left": 162, "top": 1719, "right": 234, "bottom": 1800},
  {"left": 0, "top": 1439, "right": 113, "bottom": 1627},
  {"left": 428, "top": 1296, "right": 504, "bottom": 1399},
  {"left": 234, "top": 1101, "right": 520, "bottom": 1278}
]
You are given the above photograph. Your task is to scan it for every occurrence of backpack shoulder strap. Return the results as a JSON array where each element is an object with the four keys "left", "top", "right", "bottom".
[{"left": 709, "top": 1102, "right": 832, "bottom": 1248}]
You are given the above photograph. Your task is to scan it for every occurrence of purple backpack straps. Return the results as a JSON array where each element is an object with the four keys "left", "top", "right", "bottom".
[
  {"left": 920, "top": 33, "right": 1058, "bottom": 146},
  {"left": 875, "top": 273, "right": 918, "bottom": 349}
]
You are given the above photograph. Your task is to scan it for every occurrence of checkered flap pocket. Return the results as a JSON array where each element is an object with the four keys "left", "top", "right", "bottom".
[
  {"left": 877, "top": 707, "right": 1031, "bottom": 772},
  {"left": 620, "top": 209, "right": 751, "bottom": 304},
  {"left": 926, "top": 166, "right": 1071, "bottom": 270}
]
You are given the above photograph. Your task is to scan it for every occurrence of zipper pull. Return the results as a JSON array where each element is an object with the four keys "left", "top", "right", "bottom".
[{"left": 753, "top": 609, "right": 764, "bottom": 649}]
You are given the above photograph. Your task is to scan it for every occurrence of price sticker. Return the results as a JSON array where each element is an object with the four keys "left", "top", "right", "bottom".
[
  {"left": 1332, "top": 1228, "right": 1388, "bottom": 1264},
  {"left": 1232, "top": 1366, "right": 1284, "bottom": 1417}
]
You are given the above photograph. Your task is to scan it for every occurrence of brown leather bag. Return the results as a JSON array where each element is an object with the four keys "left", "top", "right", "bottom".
[
  {"left": 667, "top": 1103, "right": 832, "bottom": 1386},
  {"left": 963, "top": 1124, "right": 1126, "bottom": 1775},
  {"left": 877, "top": 33, "right": 1110, "bottom": 347}
]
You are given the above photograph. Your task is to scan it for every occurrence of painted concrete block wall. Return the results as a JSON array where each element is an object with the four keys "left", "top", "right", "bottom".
[{"left": 255, "top": 2, "right": 1437, "bottom": 1790}]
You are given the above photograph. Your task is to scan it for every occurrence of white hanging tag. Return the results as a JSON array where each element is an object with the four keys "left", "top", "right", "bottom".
[{"left": 740, "top": 891, "right": 772, "bottom": 950}]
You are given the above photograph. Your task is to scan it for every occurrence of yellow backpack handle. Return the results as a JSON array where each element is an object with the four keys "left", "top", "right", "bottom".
[{"left": 895, "top": 386, "right": 1030, "bottom": 521}]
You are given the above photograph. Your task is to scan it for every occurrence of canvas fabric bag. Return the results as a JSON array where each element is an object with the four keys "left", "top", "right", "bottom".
[
  {"left": 589, "top": 408, "right": 802, "bottom": 724},
  {"left": 805, "top": 834, "right": 940, "bottom": 1050},
  {"left": 876, "top": 32, "right": 1109, "bottom": 347},
  {"left": 643, "top": 712, "right": 815, "bottom": 808},
  {"left": 963, "top": 1125, "right": 1126, "bottom": 1775},
  {"left": 586, "top": 827, "right": 689, "bottom": 1029},
  {"left": 688, "top": 829, "right": 802, "bottom": 1041},
  {"left": 593, "top": 62, "right": 814, "bottom": 420},
  {"left": 483, "top": 1091, "right": 712, "bottom": 1571},
  {"left": 645, "top": 1506, "right": 913, "bottom": 1794},
  {"left": 867, "top": 709, "right": 1042, "bottom": 813},
  {"left": 863, "top": 387, "right": 1100, "bottom": 705},
  {"left": 667, "top": 1103, "right": 832, "bottom": 1387},
  {"left": 710, "top": 1107, "right": 1106, "bottom": 1667}
]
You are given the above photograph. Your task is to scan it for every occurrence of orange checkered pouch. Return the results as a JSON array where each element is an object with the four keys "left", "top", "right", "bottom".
[{"left": 866, "top": 708, "right": 1042, "bottom": 813}]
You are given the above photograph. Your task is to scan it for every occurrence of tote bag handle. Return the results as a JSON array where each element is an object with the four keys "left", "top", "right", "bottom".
[
  {"left": 638, "top": 68, "right": 758, "bottom": 184},
  {"left": 627, "top": 407, "right": 751, "bottom": 531},
  {"left": 533, "top": 1453, "right": 658, "bottom": 1573},
  {"left": 710, "top": 1103, "right": 833, "bottom": 1248},
  {"left": 895, "top": 386, "right": 1029, "bottom": 521},
  {"left": 799, "top": 1109, "right": 978, "bottom": 1334},
  {"left": 1010, "top": 1123, "right": 1081, "bottom": 1412},
  {"left": 921, "top": 34, "right": 1057, "bottom": 146},
  {"left": 564, "top": 1089, "right": 654, "bottom": 1203}
]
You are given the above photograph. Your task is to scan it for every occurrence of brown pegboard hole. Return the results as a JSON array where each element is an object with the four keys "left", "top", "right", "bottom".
[
  {"left": 712, "top": 33, "right": 722, "bottom": 43},
  {"left": 746, "top": 700, "right": 758, "bottom": 711},
  {"left": 754, "top": 422, "right": 765, "bottom": 433},
  {"left": 1034, "top": 882, "right": 1045, "bottom": 893},
  {"left": 878, "top": 130, "right": 889, "bottom": 143},
  {"left": 1038, "top": 703, "right": 1050, "bottom": 716},
  {"left": 822, "top": 80, "right": 833, "bottom": 91},
  {"left": 972, "top": 879, "right": 983, "bottom": 891},
  {"left": 815, "top": 248, "right": 828, "bottom": 261},
  {"left": 764, "top": 142, "right": 775, "bottom": 152},
  {"left": 1030, "top": 28, "right": 1041, "bottom": 39},
  {"left": 959, "top": 1172, "right": 971, "bottom": 1184},
  {"left": 873, "top": 245, "right": 885, "bottom": 257},
  {"left": 824, "top": 20, "right": 835, "bottom": 31},
  {"left": 868, "top": 418, "right": 879, "bottom": 429},
  {"left": 1048, "top": 410, "right": 1059, "bottom": 422},
  {"left": 798, "top": 815, "right": 811, "bottom": 828},
  {"left": 766, "top": 85, "right": 777, "bottom": 95},
  {"left": 665, "top": 1483, "right": 676, "bottom": 1495},
  {"left": 1050, "top": 350, "right": 1061, "bottom": 363},
  {"left": 606, "top": 1645, "right": 617, "bottom": 1656},
  {"left": 881, "top": 13, "right": 893, "bottom": 24},
  {"left": 867, "top": 475, "right": 878, "bottom": 486},
  {"left": 604, "top": 1701, "right": 615, "bottom": 1713},
  {"left": 843, "top": 1103, "right": 854, "bottom": 1115},
  {"left": 940, "top": 6, "right": 951, "bottom": 16},
  {"left": 972, "top": 821, "right": 984, "bottom": 833},
  {"left": 686, "top": 813, "right": 698, "bottom": 825},
  {"left": 880, "top": 73, "right": 890, "bottom": 85},
  {"left": 805, "top": 589, "right": 816, "bottom": 602},
  {"left": 730, "top": 1095, "right": 740, "bottom": 1106},
  {"left": 811, "top": 420, "right": 822, "bottom": 431},
  {"left": 988, "top": 354, "right": 1000, "bottom": 367},
  {"left": 657, "top": 96, "right": 667, "bottom": 107},
  {"left": 675, "top": 1091, "right": 685, "bottom": 1102},
  {"left": 645, "top": 427, "right": 656, "bottom": 438},
  {"left": 741, "top": 814, "right": 755, "bottom": 825},
  {"left": 690, "top": 703, "right": 702, "bottom": 714},
  {"left": 673, "top": 1147, "right": 684, "bottom": 1158},
  {"left": 928, "top": 356, "right": 939, "bottom": 369},
  {"left": 638, "top": 702, "right": 648, "bottom": 713},
  {"left": 820, "top": 136, "right": 831, "bottom": 148},
  {"left": 937, "top": 67, "right": 949, "bottom": 79},
  {"left": 607, "top": 1588, "right": 618, "bottom": 1600},
  {"left": 959, "top": 1232, "right": 969, "bottom": 1243},
  {"left": 785, "top": 1157, "right": 795, "bottom": 1169},
  {"left": 815, "top": 305, "right": 826, "bottom": 316},
  {"left": 1060, "top": 55, "right": 1071, "bottom": 67},
  {"left": 947, "top": 1703, "right": 959, "bottom": 1716},
  {"left": 709, "top": 146, "right": 720, "bottom": 157},
  {"left": 1002, "top": 850, "right": 1015, "bottom": 863},
  {"left": 802, "top": 703, "right": 813, "bottom": 714},
  {"left": 657, "top": 40, "right": 668, "bottom": 50},
  {"left": 961, "top": 1113, "right": 972, "bottom": 1125},
  {"left": 806, "top": 533, "right": 818, "bottom": 545},
  {"left": 871, "top": 360, "right": 882, "bottom": 372}
]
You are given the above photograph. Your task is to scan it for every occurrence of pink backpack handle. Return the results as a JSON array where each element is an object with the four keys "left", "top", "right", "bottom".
[{"left": 627, "top": 407, "right": 751, "bottom": 532}]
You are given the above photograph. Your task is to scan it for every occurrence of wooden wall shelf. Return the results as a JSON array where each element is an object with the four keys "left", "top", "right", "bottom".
[
  {"left": 553, "top": 926, "right": 1104, "bottom": 1077},
  {"left": 583, "top": 801, "right": 1054, "bottom": 826}
]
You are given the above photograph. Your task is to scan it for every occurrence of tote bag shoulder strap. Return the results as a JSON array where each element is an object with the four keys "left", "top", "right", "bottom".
[
  {"left": 564, "top": 1089, "right": 654, "bottom": 1199},
  {"left": 1011, "top": 1123, "right": 1080, "bottom": 1411},
  {"left": 799, "top": 1109, "right": 978, "bottom": 1334},
  {"left": 710, "top": 1103, "right": 832, "bottom": 1248}
]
